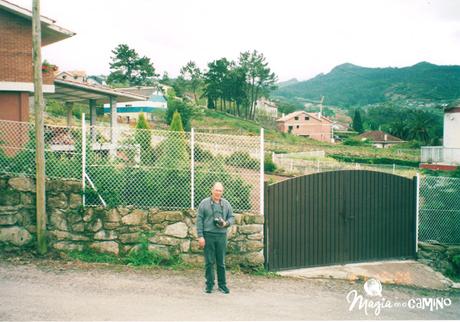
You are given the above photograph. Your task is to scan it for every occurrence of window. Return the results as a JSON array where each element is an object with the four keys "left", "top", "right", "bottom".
[
  {"left": 294, "top": 116, "right": 299, "bottom": 120},
  {"left": 296, "top": 125, "right": 300, "bottom": 129},
  {"left": 305, "top": 116, "right": 309, "bottom": 120}
]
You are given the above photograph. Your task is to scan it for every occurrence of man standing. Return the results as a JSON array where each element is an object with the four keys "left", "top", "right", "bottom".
[{"left": 196, "top": 182, "right": 234, "bottom": 294}]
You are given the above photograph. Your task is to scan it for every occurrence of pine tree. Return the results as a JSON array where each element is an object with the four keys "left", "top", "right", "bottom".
[
  {"left": 134, "top": 113, "right": 153, "bottom": 164},
  {"left": 352, "top": 109, "right": 364, "bottom": 133},
  {"left": 170, "top": 111, "right": 185, "bottom": 132}
]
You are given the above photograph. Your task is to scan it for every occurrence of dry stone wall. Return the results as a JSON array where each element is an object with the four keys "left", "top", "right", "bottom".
[{"left": 0, "top": 175, "right": 264, "bottom": 267}]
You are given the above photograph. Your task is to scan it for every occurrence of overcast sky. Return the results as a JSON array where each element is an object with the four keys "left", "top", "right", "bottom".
[{"left": 12, "top": 0, "right": 460, "bottom": 81}]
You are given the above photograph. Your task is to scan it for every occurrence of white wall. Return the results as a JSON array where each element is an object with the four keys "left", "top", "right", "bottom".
[{"left": 444, "top": 111, "right": 460, "bottom": 149}]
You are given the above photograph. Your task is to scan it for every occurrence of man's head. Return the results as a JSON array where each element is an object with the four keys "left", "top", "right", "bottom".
[{"left": 211, "top": 182, "right": 224, "bottom": 202}]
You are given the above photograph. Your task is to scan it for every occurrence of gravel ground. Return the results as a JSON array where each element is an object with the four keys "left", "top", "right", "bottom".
[{"left": 0, "top": 255, "right": 459, "bottom": 321}]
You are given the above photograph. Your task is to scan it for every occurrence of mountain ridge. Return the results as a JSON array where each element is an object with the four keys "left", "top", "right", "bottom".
[{"left": 274, "top": 62, "right": 460, "bottom": 107}]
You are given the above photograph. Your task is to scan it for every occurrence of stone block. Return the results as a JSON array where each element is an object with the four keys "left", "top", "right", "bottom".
[
  {"left": 180, "top": 254, "right": 204, "bottom": 266},
  {"left": 0, "top": 214, "right": 17, "bottom": 226},
  {"left": 148, "top": 244, "right": 170, "bottom": 259},
  {"left": 122, "top": 209, "right": 146, "bottom": 225},
  {"left": 164, "top": 222, "right": 188, "bottom": 238},
  {"left": 49, "top": 230, "right": 89, "bottom": 241},
  {"left": 119, "top": 232, "right": 141, "bottom": 244},
  {"left": 89, "top": 241, "right": 119, "bottom": 255},
  {"left": 83, "top": 208, "right": 95, "bottom": 222},
  {"left": 245, "top": 251, "right": 264, "bottom": 266},
  {"left": 71, "top": 222, "right": 85, "bottom": 232},
  {"left": 0, "top": 226, "right": 32, "bottom": 246},
  {"left": 50, "top": 209, "right": 68, "bottom": 231},
  {"left": 164, "top": 211, "right": 184, "bottom": 222},
  {"left": 69, "top": 193, "right": 82, "bottom": 209},
  {"left": 8, "top": 177, "right": 35, "bottom": 192},
  {"left": 87, "top": 219, "right": 103, "bottom": 232},
  {"left": 47, "top": 193, "right": 68, "bottom": 209},
  {"left": 238, "top": 224, "right": 263, "bottom": 234},
  {"left": 105, "top": 209, "right": 121, "bottom": 223},
  {"left": 180, "top": 240, "right": 191, "bottom": 253},
  {"left": 0, "top": 191, "right": 20, "bottom": 206},
  {"left": 94, "top": 230, "right": 117, "bottom": 241},
  {"left": 52, "top": 241, "right": 84, "bottom": 252},
  {"left": 149, "top": 235, "right": 182, "bottom": 246}
]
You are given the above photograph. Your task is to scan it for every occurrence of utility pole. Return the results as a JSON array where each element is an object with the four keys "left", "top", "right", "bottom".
[{"left": 32, "top": 0, "right": 47, "bottom": 254}]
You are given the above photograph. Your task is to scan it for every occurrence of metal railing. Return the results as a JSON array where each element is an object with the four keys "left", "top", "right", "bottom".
[{"left": 272, "top": 152, "right": 418, "bottom": 178}]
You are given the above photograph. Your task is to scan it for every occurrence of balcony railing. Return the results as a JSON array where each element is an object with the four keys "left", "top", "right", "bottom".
[{"left": 421, "top": 146, "right": 460, "bottom": 165}]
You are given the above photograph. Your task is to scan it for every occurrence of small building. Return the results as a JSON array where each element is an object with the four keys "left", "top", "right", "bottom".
[
  {"left": 356, "top": 131, "right": 403, "bottom": 148},
  {"left": 276, "top": 111, "right": 333, "bottom": 143},
  {"left": 103, "top": 87, "right": 167, "bottom": 123},
  {"left": 256, "top": 97, "right": 278, "bottom": 118},
  {"left": 421, "top": 102, "right": 460, "bottom": 170},
  {"left": 56, "top": 70, "right": 87, "bottom": 83}
]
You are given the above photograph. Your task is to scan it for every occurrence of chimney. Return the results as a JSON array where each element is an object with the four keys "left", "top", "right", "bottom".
[{"left": 384, "top": 134, "right": 388, "bottom": 141}]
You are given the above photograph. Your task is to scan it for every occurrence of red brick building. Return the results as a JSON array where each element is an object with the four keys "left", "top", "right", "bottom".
[
  {"left": 0, "top": 0, "right": 75, "bottom": 122},
  {"left": 276, "top": 111, "right": 333, "bottom": 143}
]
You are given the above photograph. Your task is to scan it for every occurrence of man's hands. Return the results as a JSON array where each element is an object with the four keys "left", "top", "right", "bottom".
[{"left": 198, "top": 237, "right": 205, "bottom": 249}]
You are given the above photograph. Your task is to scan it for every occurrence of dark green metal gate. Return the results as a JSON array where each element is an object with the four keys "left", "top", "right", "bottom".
[{"left": 264, "top": 170, "right": 417, "bottom": 271}]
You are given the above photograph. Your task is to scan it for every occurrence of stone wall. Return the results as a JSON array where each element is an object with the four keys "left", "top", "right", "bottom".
[
  {"left": 417, "top": 241, "right": 460, "bottom": 277},
  {"left": 0, "top": 175, "right": 264, "bottom": 267}
]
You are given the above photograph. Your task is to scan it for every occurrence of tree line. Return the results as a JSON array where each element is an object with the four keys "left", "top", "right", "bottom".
[
  {"left": 106, "top": 44, "right": 278, "bottom": 121},
  {"left": 351, "top": 104, "right": 443, "bottom": 145}
]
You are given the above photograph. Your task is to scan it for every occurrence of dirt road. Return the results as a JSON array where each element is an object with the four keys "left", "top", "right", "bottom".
[{"left": 0, "top": 258, "right": 459, "bottom": 321}]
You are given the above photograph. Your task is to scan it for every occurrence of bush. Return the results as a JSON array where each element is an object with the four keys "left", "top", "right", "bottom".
[
  {"left": 342, "top": 137, "right": 372, "bottom": 146},
  {"left": 328, "top": 154, "right": 420, "bottom": 167},
  {"left": 165, "top": 98, "right": 193, "bottom": 131},
  {"left": 225, "top": 151, "right": 259, "bottom": 170},
  {"left": 264, "top": 154, "right": 277, "bottom": 173}
]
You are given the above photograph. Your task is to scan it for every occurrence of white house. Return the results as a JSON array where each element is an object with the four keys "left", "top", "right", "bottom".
[
  {"left": 256, "top": 97, "right": 278, "bottom": 118},
  {"left": 421, "top": 102, "right": 460, "bottom": 170},
  {"left": 103, "top": 89, "right": 167, "bottom": 123}
]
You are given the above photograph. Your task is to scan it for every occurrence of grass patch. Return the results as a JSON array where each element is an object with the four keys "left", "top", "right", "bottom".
[{"left": 65, "top": 233, "right": 192, "bottom": 270}]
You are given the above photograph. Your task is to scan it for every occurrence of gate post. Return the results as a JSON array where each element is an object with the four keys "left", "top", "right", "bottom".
[
  {"left": 415, "top": 172, "right": 420, "bottom": 252},
  {"left": 82, "top": 113, "right": 86, "bottom": 207},
  {"left": 260, "top": 128, "right": 264, "bottom": 216},
  {"left": 191, "top": 128, "right": 195, "bottom": 209}
]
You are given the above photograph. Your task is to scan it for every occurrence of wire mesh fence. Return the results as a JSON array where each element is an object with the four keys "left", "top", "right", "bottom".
[
  {"left": 0, "top": 119, "right": 82, "bottom": 180},
  {"left": 418, "top": 175, "right": 460, "bottom": 244},
  {"left": 0, "top": 119, "right": 263, "bottom": 213},
  {"left": 272, "top": 152, "right": 418, "bottom": 178}
]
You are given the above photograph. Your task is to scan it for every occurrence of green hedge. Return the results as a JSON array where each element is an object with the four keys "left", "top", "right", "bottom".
[{"left": 328, "top": 154, "right": 419, "bottom": 167}]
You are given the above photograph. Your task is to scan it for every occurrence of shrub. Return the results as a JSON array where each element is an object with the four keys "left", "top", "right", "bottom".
[
  {"left": 342, "top": 137, "right": 371, "bottom": 146},
  {"left": 165, "top": 98, "right": 193, "bottom": 131},
  {"left": 264, "top": 154, "right": 277, "bottom": 173},
  {"left": 225, "top": 151, "right": 260, "bottom": 170}
]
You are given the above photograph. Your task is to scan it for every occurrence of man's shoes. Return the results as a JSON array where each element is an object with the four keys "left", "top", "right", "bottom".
[
  {"left": 218, "top": 285, "right": 230, "bottom": 294},
  {"left": 205, "top": 285, "right": 213, "bottom": 293}
]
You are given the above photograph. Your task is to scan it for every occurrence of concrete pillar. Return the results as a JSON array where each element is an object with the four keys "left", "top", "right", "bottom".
[
  {"left": 89, "top": 99, "right": 97, "bottom": 143},
  {"left": 109, "top": 96, "right": 117, "bottom": 158},
  {"left": 65, "top": 102, "right": 74, "bottom": 127}
]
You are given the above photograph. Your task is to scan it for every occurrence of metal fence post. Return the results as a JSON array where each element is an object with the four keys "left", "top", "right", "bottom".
[
  {"left": 260, "top": 128, "right": 264, "bottom": 216},
  {"left": 415, "top": 172, "right": 420, "bottom": 252},
  {"left": 191, "top": 128, "right": 195, "bottom": 209},
  {"left": 82, "top": 113, "right": 86, "bottom": 207}
]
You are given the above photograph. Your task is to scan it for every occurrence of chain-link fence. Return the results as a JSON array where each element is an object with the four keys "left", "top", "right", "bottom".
[
  {"left": 0, "top": 119, "right": 82, "bottom": 180},
  {"left": 0, "top": 119, "right": 263, "bottom": 213},
  {"left": 272, "top": 152, "right": 418, "bottom": 178},
  {"left": 418, "top": 175, "right": 460, "bottom": 244}
]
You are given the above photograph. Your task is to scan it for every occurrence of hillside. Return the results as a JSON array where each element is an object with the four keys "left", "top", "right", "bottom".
[{"left": 274, "top": 62, "right": 460, "bottom": 107}]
